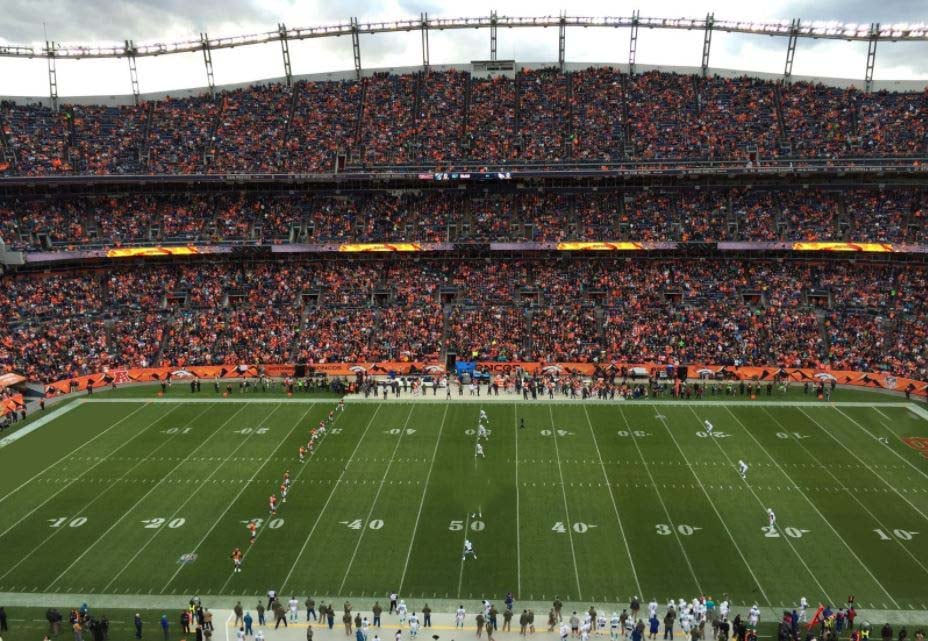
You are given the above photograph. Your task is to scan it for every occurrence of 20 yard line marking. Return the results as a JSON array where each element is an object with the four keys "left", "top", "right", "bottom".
[
  {"left": 548, "top": 406, "right": 583, "bottom": 601},
  {"left": 0, "top": 402, "right": 149, "bottom": 507},
  {"left": 582, "top": 405, "right": 641, "bottom": 599},
  {"left": 101, "top": 402, "right": 255, "bottom": 592},
  {"left": 337, "top": 404, "right": 417, "bottom": 594},
  {"left": 44, "top": 402, "right": 226, "bottom": 590},
  {"left": 280, "top": 404, "right": 383, "bottom": 592},
  {"left": 397, "top": 404, "right": 449, "bottom": 594},
  {"left": 160, "top": 403, "right": 309, "bottom": 593},
  {"left": 617, "top": 406, "right": 702, "bottom": 595}
]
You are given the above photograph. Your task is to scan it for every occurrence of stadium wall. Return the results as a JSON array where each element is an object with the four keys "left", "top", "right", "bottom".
[{"left": 2, "top": 61, "right": 927, "bottom": 107}]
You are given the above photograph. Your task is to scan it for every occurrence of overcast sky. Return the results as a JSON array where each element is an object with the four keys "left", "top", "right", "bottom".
[{"left": 0, "top": 0, "right": 926, "bottom": 97}]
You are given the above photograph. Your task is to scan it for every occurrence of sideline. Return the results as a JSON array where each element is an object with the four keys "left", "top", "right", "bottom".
[{"left": 0, "top": 398, "right": 81, "bottom": 449}]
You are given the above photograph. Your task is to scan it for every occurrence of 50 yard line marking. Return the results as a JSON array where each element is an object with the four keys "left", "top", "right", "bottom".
[
  {"left": 160, "top": 403, "right": 310, "bottom": 593},
  {"left": 337, "top": 404, "right": 417, "bottom": 594},
  {"left": 280, "top": 404, "right": 383, "bottom": 592},
  {"left": 548, "top": 406, "right": 583, "bottom": 601},
  {"left": 397, "top": 404, "right": 449, "bottom": 594},
  {"left": 582, "top": 405, "right": 641, "bottom": 599},
  {"left": 101, "top": 402, "right": 258, "bottom": 592},
  {"left": 44, "top": 402, "right": 227, "bottom": 590},
  {"left": 0, "top": 402, "right": 149, "bottom": 507}
]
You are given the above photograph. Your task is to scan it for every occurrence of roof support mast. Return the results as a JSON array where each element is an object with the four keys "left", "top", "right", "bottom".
[
  {"left": 865, "top": 22, "right": 879, "bottom": 92},
  {"left": 490, "top": 10, "right": 498, "bottom": 61},
  {"left": 351, "top": 17, "right": 362, "bottom": 80},
  {"left": 629, "top": 9, "right": 640, "bottom": 75},
  {"left": 558, "top": 11, "right": 566, "bottom": 72},
  {"left": 126, "top": 40, "right": 141, "bottom": 105},
  {"left": 421, "top": 12, "right": 430, "bottom": 71},
  {"left": 45, "top": 41, "right": 58, "bottom": 112},
  {"left": 701, "top": 12, "right": 713, "bottom": 77},
  {"left": 200, "top": 33, "right": 215, "bottom": 98},
  {"left": 279, "top": 23, "right": 292, "bottom": 87},
  {"left": 783, "top": 19, "right": 799, "bottom": 82}
]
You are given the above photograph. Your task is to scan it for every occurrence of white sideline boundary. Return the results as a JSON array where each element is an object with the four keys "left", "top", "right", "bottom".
[{"left": 0, "top": 399, "right": 81, "bottom": 449}]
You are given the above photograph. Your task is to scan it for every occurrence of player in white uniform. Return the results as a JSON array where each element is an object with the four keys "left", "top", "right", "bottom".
[
  {"left": 408, "top": 612, "right": 419, "bottom": 638},
  {"left": 748, "top": 605, "right": 760, "bottom": 627},
  {"left": 475, "top": 443, "right": 485, "bottom": 458},
  {"left": 463, "top": 538, "right": 477, "bottom": 560},
  {"left": 648, "top": 600, "right": 658, "bottom": 620},
  {"left": 767, "top": 508, "right": 776, "bottom": 528},
  {"left": 479, "top": 409, "right": 488, "bottom": 422},
  {"left": 581, "top": 620, "right": 591, "bottom": 641},
  {"left": 798, "top": 597, "right": 808, "bottom": 623},
  {"left": 477, "top": 423, "right": 489, "bottom": 440},
  {"left": 455, "top": 606, "right": 466, "bottom": 628},
  {"left": 738, "top": 460, "right": 749, "bottom": 479},
  {"left": 719, "top": 600, "right": 730, "bottom": 620},
  {"left": 597, "top": 613, "right": 607, "bottom": 637},
  {"left": 610, "top": 612, "right": 620, "bottom": 641},
  {"left": 397, "top": 600, "right": 407, "bottom": 623},
  {"left": 704, "top": 420, "right": 713, "bottom": 434}
]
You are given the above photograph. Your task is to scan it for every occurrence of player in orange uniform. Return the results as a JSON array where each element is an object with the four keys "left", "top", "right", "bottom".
[
  {"left": 231, "top": 547, "right": 243, "bottom": 572},
  {"left": 299, "top": 446, "right": 306, "bottom": 463},
  {"left": 247, "top": 520, "right": 258, "bottom": 543},
  {"left": 283, "top": 470, "right": 290, "bottom": 487},
  {"left": 269, "top": 494, "right": 278, "bottom": 515},
  {"left": 279, "top": 482, "right": 288, "bottom": 504}
]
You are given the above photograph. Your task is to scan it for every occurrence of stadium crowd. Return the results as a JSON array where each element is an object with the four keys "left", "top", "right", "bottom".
[
  {"left": 0, "top": 187, "right": 923, "bottom": 251},
  {"left": 0, "top": 258, "right": 924, "bottom": 385},
  {"left": 2, "top": 68, "right": 927, "bottom": 175}
]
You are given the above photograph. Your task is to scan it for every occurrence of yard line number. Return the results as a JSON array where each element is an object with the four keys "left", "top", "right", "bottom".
[
  {"left": 162, "top": 427, "right": 192, "bottom": 435},
  {"left": 449, "top": 520, "right": 485, "bottom": 531},
  {"left": 873, "top": 528, "right": 918, "bottom": 541},
  {"left": 552, "top": 521, "right": 596, "bottom": 534},
  {"left": 541, "top": 429, "right": 573, "bottom": 437},
  {"left": 341, "top": 519, "right": 384, "bottom": 530},
  {"left": 49, "top": 517, "right": 87, "bottom": 528},
  {"left": 241, "top": 518, "right": 285, "bottom": 529},
  {"left": 142, "top": 517, "right": 186, "bottom": 529},
  {"left": 762, "top": 525, "right": 809, "bottom": 538},
  {"left": 776, "top": 432, "right": 811, "bottom": 440},
  {"left": 656, "top": 523, "right": 702, "bottom": 536},
  {"left": 617, "top": 430, "right": 651, "bottom": 438},
  {"left": 696, "top": 431, "right": 731, "bottom": 439},
  {"left": 233, "top": 427, "right": 269, "bottom": 435}
]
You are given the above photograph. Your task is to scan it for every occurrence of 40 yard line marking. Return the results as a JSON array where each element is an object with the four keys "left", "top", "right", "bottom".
[
  {"left": 337, "top": 404, "right": 417, "bottom": 594},
  {"left": 397, "top": 404, "right": 449, "bottom": 594},
  {"left": 280, "top": 404, "right": 383, "bottom": 592},
  {"left": 582, "top": 405, "right": 641, "bottom": 599},
  {"left": 159, "top": 403, "right": 308, "bottom": 593},
  {"left": 44, "top": 402, "right": 225, "bottom": 590},
  {"left": 548, "top": 406, "right": 583, "bottom": 601},
  {"left": 101, "top": 402, "right": 255, "bottom": 592},
  {"left": 617, "top": 406, "right": 702, "bottom": 595},
  {"left": 0, "top": 401, "right": 149, "bottom": 507}
]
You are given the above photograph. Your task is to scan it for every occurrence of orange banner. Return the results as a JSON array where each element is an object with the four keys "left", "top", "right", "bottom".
[
  {"left": 556, "top": 241, "right": 645, "bottom": 251},
  {"left": 791, "top": 242, "right": 894, "bottom": 253},
  {"left": 106, "top": 246, "right": 202, "bottom": 258},
  {"left": 338, "top": 243, "right": 422, "bottom": 253}
]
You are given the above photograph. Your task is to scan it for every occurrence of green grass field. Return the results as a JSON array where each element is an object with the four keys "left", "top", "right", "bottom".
[{"left": 2, "top": 390, "right": 928, "bottom": 613}]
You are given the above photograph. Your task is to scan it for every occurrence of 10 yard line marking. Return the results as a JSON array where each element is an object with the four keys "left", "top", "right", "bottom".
[
  {"left": 0, "top": 405, "right": 186, "bottom": 583},
  {"left": 337, "top": 404, "right": 417, "bottom": 594},
  {"left": 582, "top": 405, "right": 641, "bottom": 599},
  {"left": 398, "top": 404, "right": 449, "bottom": 594},
  {"left": 719, "top": 406, "right": 887, "bottom": 608},
  {"left": 101, "top": 403, "right": 254, "bottom": 592},
  {"left": 280, "top": 404, "right": 383, "bottom": 592},
  {"left": 160, "top": 403, "right": 308, "bottom": 593},
  {"left": 655, "top": 408, "right": 769, "bottom": 603},
  {"left": 0, "top": 402, "right": 148, "bottom": 507},
  {"left": 45, "top": 402, "right": 225, "bottom": 590},
  {"left": 617, "top": 406, "right": 703, "bottom": 596},
  {"left": 548, "top": 406, "right": 583, "bottom": 601}
]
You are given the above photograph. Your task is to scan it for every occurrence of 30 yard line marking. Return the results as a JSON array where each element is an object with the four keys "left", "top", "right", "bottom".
[
  {"left": 548, "top": 406, "right": 583, "bottom": 600},
  {"left": 719, "top": 406, "right": 889, "bottom": 608},
  {"left": 280, "top": 404, "right": 383, "bottom": 592},
  {"left": 398, "top": 404, "right": 449, "bottom": 594},
  {"left": 44, "top": 402, "right": 226, "bottom": 590},
  {"left": 0, "top": 404, "right": 186, "bottom": 583},
  {"left": 617, "top": 406, "right": 702, "bottom": 595},
  {"left": 765, "top": 407, "right": 928, "bottom": 582},
  {"left": 514, "top": 404, "right": 522, "bottom": 597},
  {"left": 160, "top": 403, "right": 309, "bottom": 593},
  {"left": 101, "top": 402, "right": 255, "bottom": 592},
  {"left": 337, "top": 404, "right": 417, "bottom": 594},
  {"left": 582, "top": 405, "right": 641, "bottom": 599},
  {"left": 0, "top": 401, "right": 149, "bottom": 506},
  {"left": 654, "top": 408, "right": 769, "bottom": 604}
]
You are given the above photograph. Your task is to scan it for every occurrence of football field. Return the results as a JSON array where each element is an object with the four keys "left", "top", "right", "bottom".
[{"left": 2, "top": 392, "right": 928, "bottom": 612}]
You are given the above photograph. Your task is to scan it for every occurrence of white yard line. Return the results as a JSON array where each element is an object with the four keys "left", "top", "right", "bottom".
[
  {"left": 581, "top": 405, "right": 641, "bottom": 599},
  {"left": 764, "top": 407, "right": 928, "bottom": 581},
  {"left": 279, "top": 404, "right": 383, "bottom": 592},
  {"left": 653, "top": 408, "right": 769, "bottom": 603},
  {"left": 0, "top": 405, "right": 186, "bottom": 583},
  {"left": 616, "top": 406, "right": 703, "bottom": 594},
  {"left": 514, "top": 404, "right": 522, "bottom": 597},
  {"left": 717, "top": 406, "right": 885, "bottom": 608},
  {"left": 0, "top": 401, "right": 148, "bottom": 505},
  {"left": 398, "top": 404, "right": 449, "bottom": 593},
  {"left": 907, "top": 403, "right": 928, "bottom": 423},
  {"left": 101, "top": 403, "right": 254, "bottom": 592},
  {"left": 455, "top": 512, "right": 472, "bottom": 599},
  {"left": 160, "top": 403, "right": 310, "bottom": 593},
  {"left": 336, "top": 405, "right": 417, "bottom": 594},
  {"left": 833, "top": 406, "right": 928, "bottom": 486},
  {"left": 547, "top": 406, "right": 583, "bottom": 601},
  {"left": 44, "top": 402, "right": 224, "bottom": 590}
]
